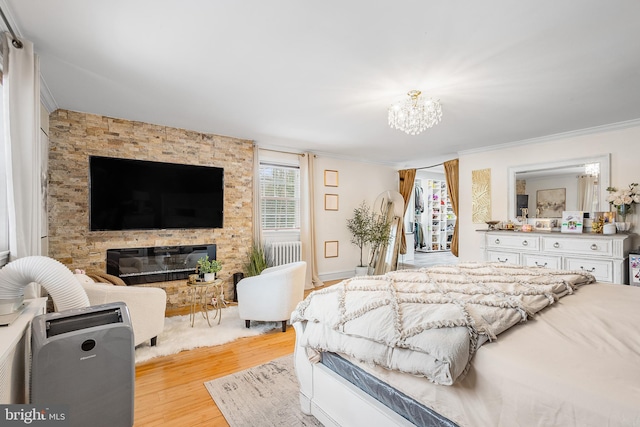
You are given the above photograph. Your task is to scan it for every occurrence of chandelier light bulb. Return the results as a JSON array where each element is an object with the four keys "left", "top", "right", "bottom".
[{"left": 388, "top": 90, "right": 442, "bottom": 135}]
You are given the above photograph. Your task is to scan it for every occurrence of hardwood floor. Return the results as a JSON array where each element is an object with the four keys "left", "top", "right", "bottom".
[{"left": 134, "top": 283, "right": 337, "bottom": 426}]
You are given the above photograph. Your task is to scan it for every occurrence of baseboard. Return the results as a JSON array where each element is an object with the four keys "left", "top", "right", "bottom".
[{"left": 318, "top": 271, "right": 352, "bottom": 282}]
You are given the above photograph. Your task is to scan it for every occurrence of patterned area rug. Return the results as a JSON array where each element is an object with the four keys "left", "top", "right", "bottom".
[
  {"left": 205, "top": 354, "right": 323, "bottom": 426},
  {"left": 135, "top": 305, "right": 279, "bottom": 364}
]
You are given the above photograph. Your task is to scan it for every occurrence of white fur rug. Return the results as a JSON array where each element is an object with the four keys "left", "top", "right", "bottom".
[{"left": 135, "top": 305, "right": 279, "bottom": 364}]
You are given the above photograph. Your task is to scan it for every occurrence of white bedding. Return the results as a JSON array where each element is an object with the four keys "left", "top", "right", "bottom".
[
  {"left": 291, "top": 263, "right": 595, "bottom": 385},
  {"left": 338, "top": 282, "right": 640, "bottom": 427}
]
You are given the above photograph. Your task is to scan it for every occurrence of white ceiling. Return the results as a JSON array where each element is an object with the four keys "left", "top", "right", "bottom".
[{"left": 3, "top": 1, "right": 640, "bottom": 167}]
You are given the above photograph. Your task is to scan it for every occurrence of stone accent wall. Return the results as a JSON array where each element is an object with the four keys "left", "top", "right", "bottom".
[{"left": 47, "top": 110, "right": 254, "bottom": 308}]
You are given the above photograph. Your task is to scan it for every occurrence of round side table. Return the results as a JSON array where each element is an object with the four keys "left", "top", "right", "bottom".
[{"left": 187, "top": 279, "right": 223, "bottom": 327}]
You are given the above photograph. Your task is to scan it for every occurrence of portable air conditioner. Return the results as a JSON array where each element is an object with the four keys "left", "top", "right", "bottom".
[{"left": 31, "top": 302, "right": 134, "bottom": 427}]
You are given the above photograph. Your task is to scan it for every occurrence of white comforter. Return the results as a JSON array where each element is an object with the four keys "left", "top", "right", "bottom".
[{"left": 291, "top": 262, "right": 595, "bottom": 385}]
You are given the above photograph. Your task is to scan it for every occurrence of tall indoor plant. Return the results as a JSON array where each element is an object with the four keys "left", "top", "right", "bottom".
[{"left": 347, "top": 201, "right": 391, "bottom": 275}]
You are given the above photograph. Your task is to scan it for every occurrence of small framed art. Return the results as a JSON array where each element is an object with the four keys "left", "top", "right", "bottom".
[
  {"left": 561, "top": 211, "right": 584, "bottom": 233},
  {"left": 534, "top": 219, "right": 552, "bottom": 231},
  {"left": 324, "top": 194, "right": 339, "bottom": 211},
  {"left": 324, "top": 170, "right": 339, "bottom": 187},
  {"left": 324, "top": 241, "right": 339, "bottom": 258}
]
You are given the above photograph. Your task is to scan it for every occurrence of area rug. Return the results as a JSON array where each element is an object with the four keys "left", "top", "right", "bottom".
[
  {"left": 205, "top": 354, "right": 323, "bottom": 426},
  {"left": 135, "top": 305, "right": 279, "bottom": 364}
]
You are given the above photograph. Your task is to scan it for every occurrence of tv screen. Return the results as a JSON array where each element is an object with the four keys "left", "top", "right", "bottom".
[{"left": 89, "top": 156, "right": 224, "bottom": 231}]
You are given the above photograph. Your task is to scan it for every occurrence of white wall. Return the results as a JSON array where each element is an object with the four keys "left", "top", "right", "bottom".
[
  {"left": 314, "top": 156, "right": 397, "bottom": 281},
  {"left": 458, "top": 123, "right": 640, "bottom": 262}
]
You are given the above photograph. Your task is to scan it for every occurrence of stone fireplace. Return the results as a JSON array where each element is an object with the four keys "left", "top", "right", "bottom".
[
  {"left": 47, "top": 110, "right": 254, "bottom": 309},
  {"left": 106, "top": 244, "right": 217, "bottom": 285}
]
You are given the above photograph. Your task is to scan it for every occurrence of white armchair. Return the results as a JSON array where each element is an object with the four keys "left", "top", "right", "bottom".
[
  {"left": 74, "top": 274, "right": 166, "bottom": 347},
  {"left": 237, "top": 261, "right": 307, "bottom": 332}
]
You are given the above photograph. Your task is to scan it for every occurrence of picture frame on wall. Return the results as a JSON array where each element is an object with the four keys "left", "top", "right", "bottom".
[
  {"left": 324, "top": 170, "right": 339, "bottom": 187},
  {"left": 324, "top": 241, "right": 339, "bottom": 258},
  {"left": 561, "top": 211, "right": 584, "bottom": 233},
  {"left": 324, "top": 194, "right": 339, "bottom": 211}
]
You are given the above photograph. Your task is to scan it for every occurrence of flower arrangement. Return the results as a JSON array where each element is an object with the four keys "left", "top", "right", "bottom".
[{"left": 606, "top": 183, "right": 640, "bottom": 222}]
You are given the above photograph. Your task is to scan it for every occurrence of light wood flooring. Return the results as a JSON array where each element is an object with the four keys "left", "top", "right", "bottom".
[{"left": 134, "top": 284, "right": 337, "bottom": 426}]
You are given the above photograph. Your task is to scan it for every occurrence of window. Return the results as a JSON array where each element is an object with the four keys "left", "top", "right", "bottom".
[
  {"left": 259, "top": 163, "right": 300, "bottom": 230},
  {"left": 0, "top": 78, "right": 8, "bottom": 263}
]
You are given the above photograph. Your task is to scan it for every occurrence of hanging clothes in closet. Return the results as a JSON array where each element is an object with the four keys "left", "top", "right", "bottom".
[
  {"left": 414, "top": 221, "right": 426, "bottom": 249},
  {"left": 414, "top": 185, "right": 424, "bottom": 214}
]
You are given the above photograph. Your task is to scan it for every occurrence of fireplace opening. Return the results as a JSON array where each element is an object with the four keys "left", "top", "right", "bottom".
[{"left": 106, "top": 244, "right": 216, "bottom": 285}]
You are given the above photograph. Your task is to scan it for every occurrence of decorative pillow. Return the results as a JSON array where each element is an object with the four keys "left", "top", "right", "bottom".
[{"left": 74, "top": 273, "right": 97, "bottom": 285}]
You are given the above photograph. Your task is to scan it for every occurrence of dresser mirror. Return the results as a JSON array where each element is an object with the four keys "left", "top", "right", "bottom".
[{"left": 507, "top": 154, "right": 611, "bottom": 222}]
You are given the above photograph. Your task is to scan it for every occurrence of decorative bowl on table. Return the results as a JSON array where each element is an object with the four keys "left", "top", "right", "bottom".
[{"left": 485, "top": 220, "right": 500, "bottom": 230}]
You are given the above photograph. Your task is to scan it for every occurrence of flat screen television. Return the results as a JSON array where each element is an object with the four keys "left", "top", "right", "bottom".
[{"left": 89, "top": 156, "right": 224, "bottom": 231}]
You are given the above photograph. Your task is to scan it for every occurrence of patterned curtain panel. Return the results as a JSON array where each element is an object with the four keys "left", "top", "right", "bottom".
[{"left": 443, "top": 159, "right": 459, "bottom": 257}]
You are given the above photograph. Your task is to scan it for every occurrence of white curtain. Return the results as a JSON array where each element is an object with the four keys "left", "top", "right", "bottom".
[
  {"left": 2, "top": 33, "right": 42, "bottom": 297},
  {"left": 577, "top": 175, "right": 596, "bottom": 212},
  {"left": 299, "top": 153, "right": 323, "bottom": 289},
  {"left": 252, "top": 144, "right": 262, "bottom": 245}
]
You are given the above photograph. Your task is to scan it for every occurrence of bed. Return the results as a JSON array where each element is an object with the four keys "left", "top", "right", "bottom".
[{"left": 291, "top": 263, "right": 640, "bottom": 427}]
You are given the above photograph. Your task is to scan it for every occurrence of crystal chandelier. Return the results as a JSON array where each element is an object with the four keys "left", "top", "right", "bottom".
[
  {"left": 388, "top": 90, "right": 442, "bottom": 135},
  {"left": 584, "top": 163, "right": 600, "bottom": 176}
]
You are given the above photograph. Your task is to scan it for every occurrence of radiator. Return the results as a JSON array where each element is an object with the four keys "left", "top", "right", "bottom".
[{"left": 268, "top": 241, "right": 302, "bottom": 266}]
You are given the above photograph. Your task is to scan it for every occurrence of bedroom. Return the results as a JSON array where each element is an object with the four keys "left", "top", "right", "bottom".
[{"left": 1, "top": 1, "right": 639, "bottom": 426}]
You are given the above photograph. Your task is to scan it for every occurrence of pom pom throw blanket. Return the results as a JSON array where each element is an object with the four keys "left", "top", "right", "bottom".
[{"left": 291, "top": 263, "right": 595, "bottom": 385}]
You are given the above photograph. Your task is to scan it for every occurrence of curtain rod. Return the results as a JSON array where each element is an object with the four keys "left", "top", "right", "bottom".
[
  {"left": 0, "top": 7, "right": 22, "bottom": 49},
  {"left": 415, "top": 162, "right": 443, "bottom": 170},
  {"left": 257, "top": 147, "right": 306, "bottom": 157}
]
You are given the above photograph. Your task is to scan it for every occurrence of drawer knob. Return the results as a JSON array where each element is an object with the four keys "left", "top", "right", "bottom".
[
  {"left": 497, "top": 257, "right": 508, "bottom": 263},
  {"left": 522, "top": 240, "right": 528, "bottom": 246},
  {"left": 535, "top": 262, "right": 547, "bottom": 267},
  {"left": 494, "top": 239, "right": 500, "bottom": 244},
  {"left": 580, "top": 266, "right": 596, "bottom": 273},
  {"left": 590, "top": 244, "right": 598, "bottom": 250},
  {"left": 553, "top": 242, "right": 560, "bottom": 248}
]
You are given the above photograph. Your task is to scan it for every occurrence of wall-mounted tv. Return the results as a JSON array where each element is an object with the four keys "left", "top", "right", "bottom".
[{"left": 89, "top": 156, "right": 224, "bottom": 231}]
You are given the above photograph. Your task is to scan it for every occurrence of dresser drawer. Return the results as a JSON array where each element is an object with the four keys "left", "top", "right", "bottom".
[
  {"left": 542, "top": 236, "right": 613, "bottom": 257},
  {"left": 487, "top": 234, "right": 539, "bottom": 251},
  {"left": 486, "top": 251, "right": 520, "bottom": 265},
  {"left": 522, "top": 254, "right": 562, "bottom": 269},
  {"left": 564, "top": 257, "right": 613, "bottom": 282}
]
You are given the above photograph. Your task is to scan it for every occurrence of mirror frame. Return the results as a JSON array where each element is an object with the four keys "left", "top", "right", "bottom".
[{"left": 507, "top": 153, "right": 611, "bottom": 220}]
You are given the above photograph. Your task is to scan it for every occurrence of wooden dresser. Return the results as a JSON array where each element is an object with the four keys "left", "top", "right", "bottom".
[{"left": 480, "top": 231, "right": 634, "bottom": 284}]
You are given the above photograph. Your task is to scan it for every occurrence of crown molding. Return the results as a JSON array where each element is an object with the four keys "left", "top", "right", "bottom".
[
  {"left": 458, "top": 118, "right": 640, "bottom": 156},
  {"left": 39, "top": 75, "right": 58, "bottom": 113}
]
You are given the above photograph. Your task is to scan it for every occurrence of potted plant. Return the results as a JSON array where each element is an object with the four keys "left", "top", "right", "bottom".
[
  {"left": 347, "top": 201, "right": 391, "bottom": 276},
  {"left": 243, "top": 243, "right": 268, "bottom": 277},
  {"left": 197, "top": 255, "right": 222, "bottom": 281}
]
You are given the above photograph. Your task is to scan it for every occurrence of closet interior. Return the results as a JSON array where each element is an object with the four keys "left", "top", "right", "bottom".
[{"left": 404, "top": 168, "right": 457, "bottom": 260}]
